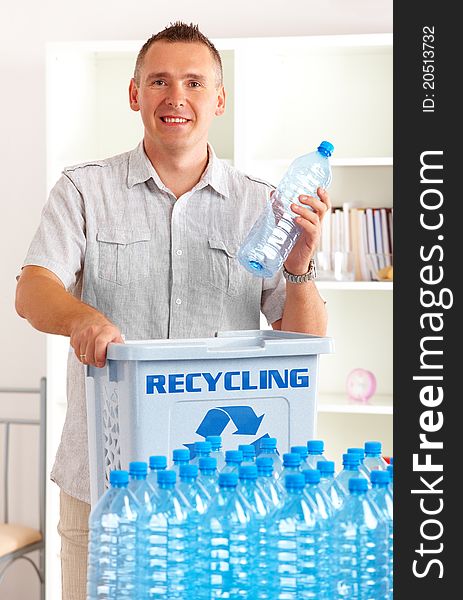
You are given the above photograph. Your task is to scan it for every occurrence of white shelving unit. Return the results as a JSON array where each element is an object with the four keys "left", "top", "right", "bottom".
[{"left": 46, "top": 33, "right": 393, "bottom": 525}]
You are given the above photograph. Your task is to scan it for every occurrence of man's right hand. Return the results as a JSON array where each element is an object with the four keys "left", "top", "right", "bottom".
[{"left": 70, "top": 316, "right": 124, "bottom": 368}]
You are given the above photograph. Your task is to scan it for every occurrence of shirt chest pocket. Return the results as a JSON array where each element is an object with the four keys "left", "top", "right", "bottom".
[
  {"left": 97, "top": 229, "right": 151, "bottom": 286},
  {"left": 205, "top": 239, "right": 249, "bottom": 296}
]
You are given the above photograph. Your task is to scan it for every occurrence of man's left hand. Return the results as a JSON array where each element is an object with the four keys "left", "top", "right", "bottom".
[{"left": 283, "top": 187, "right": 331, "bottom": 276}]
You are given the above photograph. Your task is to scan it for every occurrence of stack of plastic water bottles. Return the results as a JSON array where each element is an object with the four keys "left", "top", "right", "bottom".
[{"left": 87, "top": 437, "right": 393, "bottom": 599}]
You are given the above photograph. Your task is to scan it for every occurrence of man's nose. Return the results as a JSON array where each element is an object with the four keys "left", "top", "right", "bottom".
[{"left": 166, "top": 85, "right": 185, "bottom": 109}]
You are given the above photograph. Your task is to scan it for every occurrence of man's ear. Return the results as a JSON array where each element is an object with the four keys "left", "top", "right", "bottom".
[
  {"left": 215, "top": 86, "right": 226, "bottom": 116},
  {"left": 129, "top": 78, "right": 140, "bottom": 112}
]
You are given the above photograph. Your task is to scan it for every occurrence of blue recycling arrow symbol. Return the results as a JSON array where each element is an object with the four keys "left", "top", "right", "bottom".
[{"left": 195, "top": 406, "right": 264, "bottom": 437}]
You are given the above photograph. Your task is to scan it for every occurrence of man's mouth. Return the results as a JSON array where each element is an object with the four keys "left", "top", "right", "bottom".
[{"left": 160, "top": 116, "right": 190, "bottom": 123}]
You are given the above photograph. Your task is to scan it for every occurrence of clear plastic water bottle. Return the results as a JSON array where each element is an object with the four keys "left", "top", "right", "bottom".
[
  {"left": 237, "top": 465, "right": 273, "bottom": 600},
  {"left": 332, "top": 453, "right": 367, "bottom": 509},
  {"left": 269, "top": 473, "right": 320, "bottom": 599},
  {"left": 189, "top": 440, "right": 212, "bottom": 465},
  {"left": 256, "top": 456, "right": 284, "bottom": 509},
  {"left": 147, "top": 455, "right": 167, "bottom": 490},
  {"left": 347, "top": 447, "right": 370, "bottom": 479},
  {"left": 317, "top": 460, "right": 343, "bottom": 511},
  {"left": 306, "top": 439, "right": 328, "bottom": 469},
  {"left": 197, "top": 456, "right": 219, "bottom": 497},
  {"left": 238, "top": 443, "right": 256, "bottom": 465},
  {"left": 197, "top": 471, "right": 256, "bottom": 600},
  {"left": 277, "top": 452, "right": 301, "bottom": 492},
  {"left": 178, "top": 463, "right": 210, "bottom": 514},
  {"left": 291, "top": 445, "right": 309, "bottom": 468},
  {"left": 237, "top": 141, "right": 334, "bottom": 278},
  {"left": 128, "top": 461, "right": 156, "bottom": 506},
  {"left": 363, "top": 440, "right": 388, "bottom": 472},
  {"left": 370, "top": 470, "right": 394, "bottom": 598},
  {"left": 171, "top": 448, "right": 190, "bottom": 474},
  {"left": 259, "top": 437, "right": 283, "bottom": 478},
  {"left": 302, "top": 469, "right": 334, "bottom": 599},
  {"left": 87, "top": 470, "right": 140, "bottom": 600},
  {"left": 221, "top": 449, "right": 243, "bottom": 473},
  {"left": 145, "top": 469, "right": 196, "bottom": 599},
  {"left": 206, "top": 435, "right": 226, "bottom": 471},
  {"left": 332, "top": 477, "right": 389, "bottom": 599}
]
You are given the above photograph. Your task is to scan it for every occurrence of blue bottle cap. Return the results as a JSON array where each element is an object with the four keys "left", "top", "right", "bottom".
[
  {"left": 239, "top": 465, "right": 258, "bottom": 480},
  {"left": 219, "top": 472, "right": 238, "bottom": 487},
  {"left": 342, "top": 453, "right": 360, "bottom": 466},
  {"left": 158, "top": 469, "right": 176, "bottom": 485},
  {"left": 349, "top": 477, "right": 368, "bottom": 492},
  {"left": 256, "top": 456, "right": 273, "bottom": 470},
  {"left": 199, "top": 456, "right": 217, "bottom": 471},
  {"left": 260, "top": 437, "right": 277, "bottom": 449},
  {"left": 110, "top": 470, "right": 129, "bottom": 486},
  {"left": 387, "top": 464, "right": 394, "bottom": 479},
  {"left": 318, "top": 460, "right": 335, "bottom": 474},
  {"left": 283, "top": 452, "right": 301, "bottom": 467},
  {"left": 225, "top": 450, "right": 243, "bottom": 463},
  {"left": 206, "top": 435, "right": 222, "bottom": 449},
  {"left": 238, "top": 444, "right": 256, "bottom": 457},
  {"left": 291, "top": 445, "right": 309, "bottom": 459},
  {"left": 307, "top": 440, "right": 324, "bottom": 454},
  {"left": 195, "top": 441, "right": 212, "bottom": 453},
  {"left": 173, "top": 448, "right": 190, "bottom": 462},
  {"left": 371, "top": 470, "right": 391, "bottom": 485},
  {"left": 318, "top": 141, "right": 334, "bottom": 157},
  {"left": 364, "top": 441, "right": 382, "bottom": 454},
  {"left": 129, "top": 461, "right": 148, "bottom": 476},
  {"left": 179, "top": 463, "right": 199, "bottom": 479},
  {"left": 303, "top": 468, "right": 321, "bottom": 484},
  {"left": 285, "top": 473, "right": 305, "bottom": 490},
  {"left": 149, "top": 455, "right": 167, "bottom": 469},
  {"left": 390, "top": 457, "right": 394, "bottom": 464}
]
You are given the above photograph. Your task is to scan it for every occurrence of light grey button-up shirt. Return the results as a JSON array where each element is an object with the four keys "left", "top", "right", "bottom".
[{"left": 23, "top": 142, "right": 287, "bottom": 503}]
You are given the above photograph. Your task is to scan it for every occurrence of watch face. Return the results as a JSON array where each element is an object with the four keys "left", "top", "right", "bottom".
[{"left": 346, "top": 368, "right": 377, "bottom": 402}]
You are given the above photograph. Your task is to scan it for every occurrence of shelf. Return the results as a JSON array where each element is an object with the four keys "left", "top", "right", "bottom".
[
  {"left": 317, "top": 393, "right": 393, "bottom": 415},
  {"left": 316, "top": 281, "right": 393, "bottom": 291}
]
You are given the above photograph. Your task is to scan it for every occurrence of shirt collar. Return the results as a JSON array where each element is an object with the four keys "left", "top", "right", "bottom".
[{"left": 127, "top": 141, "right": 230, "bottom": 199}]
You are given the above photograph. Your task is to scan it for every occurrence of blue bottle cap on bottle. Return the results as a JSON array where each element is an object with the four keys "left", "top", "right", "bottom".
[
  {"left": 129, "top": 461, "right": 148, "bottom": 476},
  {"left": 364, "top": 441, "right": 382, "bottom": 454},
  {"left": 238, "top": 444, "right": 256, "bottom": 458},
  {"left": 173, "top": 448, "right": 190, "bottom": 462},
  {"left": 371, "top": 470, "right": 390, "bottom": 485},
  {"left": 219, "top": 472, "right": 238, "bottom": 487},
  {"left": 206, "top": 435, "right": 222, "bottom": 449},
  {"left": 149, "top": 455, "right": 167, "bottom": 470},
  {"left": 260, "top": 437, "right": 277, "bottom": 449},
  {"left": 291, "top": 445, "right": 309, "bottom": 459},
  {"left": 347, "top": 447, "right": 365, "bottom": 459},
  {"left": 158, "top": 469, "right": 176, "bottom": 485},
  {"left": 110, "top": 470, "right": 129, "bottom": 486},
  {"left": 343, "top": 453, "right": 360, "bottom": 466},
  {"left": 199, "top": 456, "right": 217, "bottom": 471},
  {"left": 285, "top": 473, "right": 305, "bottom": 490},
  {"left": 179, "top": 463, "right": 199, "bottom": 479},
  {"left": 318, "top": 460, "right": 335, "bottom": 474},
  {"left": 349, "top": 477, "right": 368, "bottom": 492},
  {"left": 283, "top": 452, "right": 301, "bottom": 467},
  {"left": 317, "top": 141, "right": 334, "bottom": 157},
  {"left": 225, "top": 450, "right": 243, "bottom": 464},
  {"left": 387, "top": 464, "right": 394, "bottom": 479},
  {"left": 239, "top": 465, "right": 258, "bottom": 480},
  {"left": 307, "top": 440, "right": 324, "bottom": 454},
  {"left": 195, "top": 441, "right": 212, "bottom": 453},
  {"left": 303, "top": 468, "right": 321, "bottom": 484},
  {"left": 256, "top": 456, "right": 273, "bottom": 469}
]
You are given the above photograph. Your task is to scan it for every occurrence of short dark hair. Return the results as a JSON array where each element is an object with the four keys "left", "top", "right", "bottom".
[{"left": 134, "top": 22, "right": 223, "bottom": 87}]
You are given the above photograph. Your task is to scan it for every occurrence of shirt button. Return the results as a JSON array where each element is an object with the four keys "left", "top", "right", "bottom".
[
  {"left": 176, "top": 249, "right": 183, "bottom": 256},
  {"left": 175, "top": 298, "right": 182, "bottom": 305}
]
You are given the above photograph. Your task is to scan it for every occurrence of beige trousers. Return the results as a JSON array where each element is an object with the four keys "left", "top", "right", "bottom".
[{"left": 58, "top": 489, "right": 91, "bottom": 600}]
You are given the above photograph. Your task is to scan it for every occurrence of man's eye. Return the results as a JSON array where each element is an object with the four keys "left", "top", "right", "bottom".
[
  {"left": 189, "top": 81, "right": 201, "bottom": 88},
  {"left": 152, "top": 80, "right": 166, "bottom": 86}
]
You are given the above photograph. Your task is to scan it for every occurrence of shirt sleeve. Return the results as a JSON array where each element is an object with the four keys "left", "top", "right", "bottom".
[
  {"left": 260, "top": 269, "right": 287, "bottom": 325},
  {"left": 22, "top": 173, "right": 86, "bottom": 290}
]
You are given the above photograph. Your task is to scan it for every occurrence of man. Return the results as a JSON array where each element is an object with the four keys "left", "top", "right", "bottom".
[{"left": 15, "top": 22, "right": 330, "bottom": 600}]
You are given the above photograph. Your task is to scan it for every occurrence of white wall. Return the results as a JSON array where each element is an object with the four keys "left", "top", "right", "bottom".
[{"left": 0, "top": 1, "right": 392, "bottom": 598}]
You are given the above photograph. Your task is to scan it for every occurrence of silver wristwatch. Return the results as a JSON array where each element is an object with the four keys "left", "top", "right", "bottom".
[{"left": 282, "top": 259, "right": 317, "bottom": 283}]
